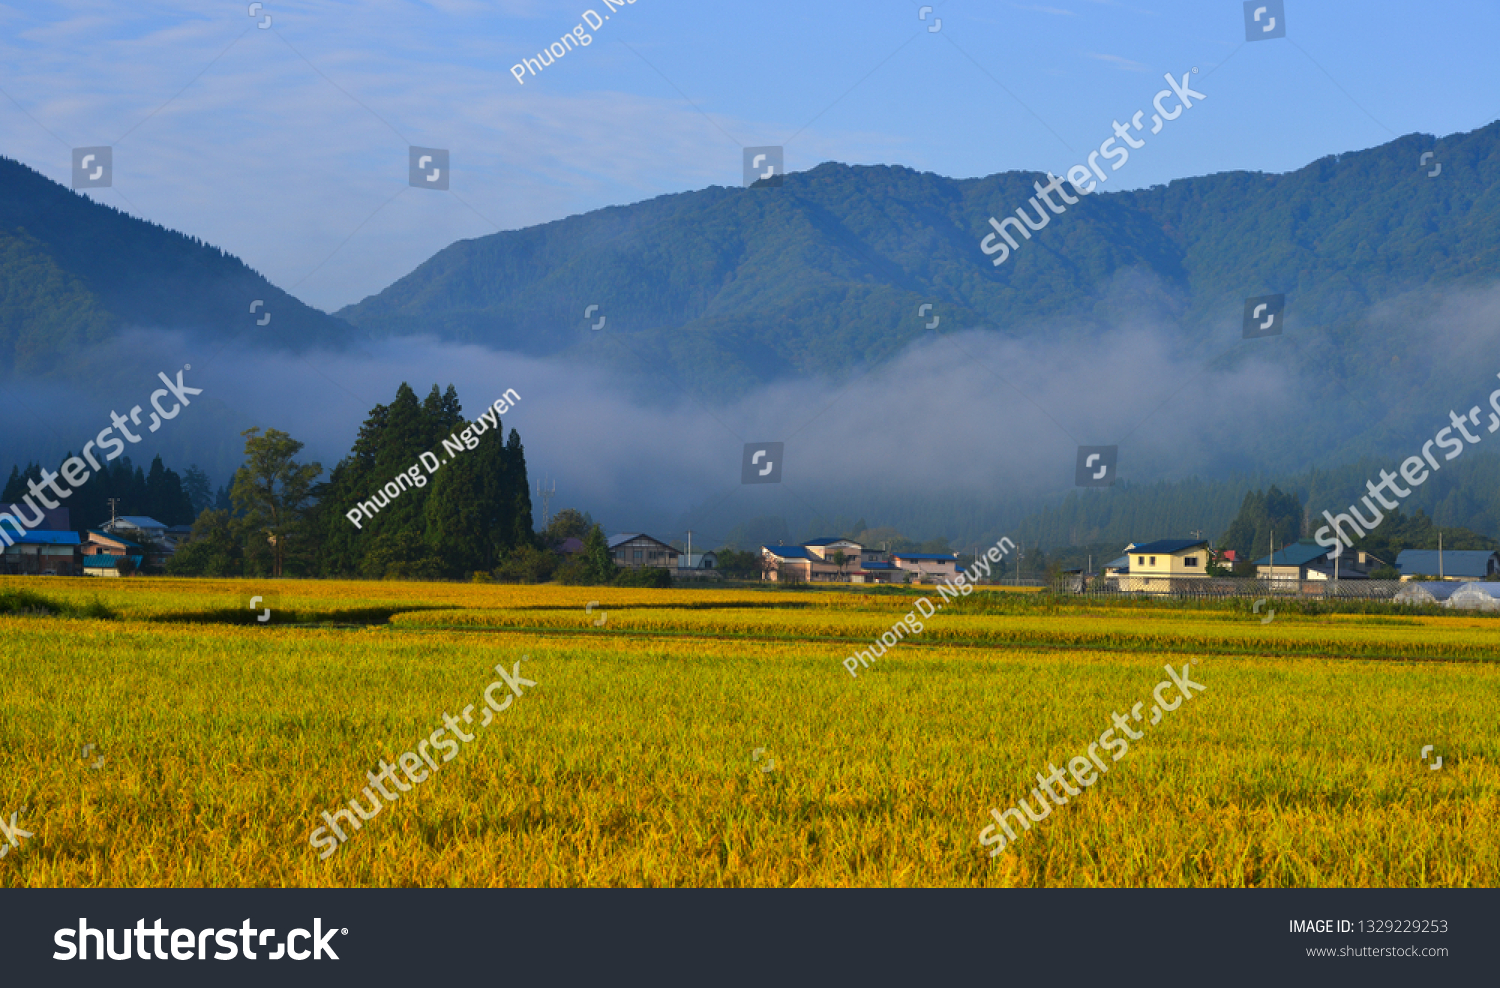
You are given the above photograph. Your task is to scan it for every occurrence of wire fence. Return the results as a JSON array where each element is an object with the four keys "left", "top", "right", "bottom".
[{"left": 1056, "top": 575, "right": 1407, "bottom": 600}]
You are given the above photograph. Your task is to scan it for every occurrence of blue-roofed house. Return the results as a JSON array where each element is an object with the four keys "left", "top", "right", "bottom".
[
  {"left": 856, "top": 560, "right": 898, "bottom": 584},
  {"left": 1124, "top": 539, "right": 1210, "bottom": 589},
  {"left": 891, "top": 551, "right": 958, "bottom": 583},
  {"left": 81, "top": 529, "right": 152, "bottom": 575},
  {"left": 1254, "top": 540, "right": 1389, "bottom": 581},
  {"left": 1253, "top": 540, "right": 1336, "bottom": 582},
  {"left": 760, "top": 537, "right": 899, "bottom": 583},
  {"left": 0, "top": 504, "right": 78, "bottom": 575},
  {"left": 1, "top": 529, "right": 81, "bottom": 576},
  {"left": 104, "top": 516, "right": 169, "bottom": 543},
  {"left": 761, "top": 543, "right": 816, "bottom": 582},
  {"left": 1395, "top": 549, "right": 1500, "bottom": 582}
]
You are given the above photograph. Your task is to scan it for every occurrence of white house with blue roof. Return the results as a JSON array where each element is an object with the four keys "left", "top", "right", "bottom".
[{"left": 761, "top": 537, "right": 905, "bottom": 583}]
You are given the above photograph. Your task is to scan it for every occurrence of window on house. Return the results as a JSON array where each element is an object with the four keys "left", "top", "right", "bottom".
[
  {"left": 1185, "top": 557, "right": 1198, "bottom": 567},
  {"left": 1150, "top": 557, "right": 1157, "bottom": 566},
  {"left": 634, "top": 550, "right": 642, "bottom": 561},
  {"left": 1137, "top": 557, "right": 1145, "bottom": 565}
]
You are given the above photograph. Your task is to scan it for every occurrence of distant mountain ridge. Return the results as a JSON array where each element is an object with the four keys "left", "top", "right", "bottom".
[{"left": 337, "top": 121, "right": 1500, "bottom": 395}]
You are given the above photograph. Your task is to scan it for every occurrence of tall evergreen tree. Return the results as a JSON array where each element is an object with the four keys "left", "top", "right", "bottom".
[
  {"left": 1, "top": 465, "right": 26, "bottom": 502},
  {"left": 314, "top": 382, "right": 534, "bottom": 578},
  {"left": 581, "top": 524, "right": 616, "bottom": 584},
  {"left": 1220, "top": 485, "right": 1303, "bottom": 561},
  {"left": 182, "top": 465, "right": 213, "bottom": 516}
]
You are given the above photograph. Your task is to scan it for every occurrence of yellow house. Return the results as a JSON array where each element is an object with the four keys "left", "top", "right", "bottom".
[{"left": 1123, "top": 539, "right": 1210, "bottom": 591}]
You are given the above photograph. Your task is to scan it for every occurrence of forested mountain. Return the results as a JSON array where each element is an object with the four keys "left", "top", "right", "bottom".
[
  {"left": 8, "top": 119, "right": 1500, "bottom": 553},
  {"left": 338, "top": 122, "right": 1500, "bottom": 396},
  {"left": 0, "top": 156, "right": 357, "bottom": 374}
]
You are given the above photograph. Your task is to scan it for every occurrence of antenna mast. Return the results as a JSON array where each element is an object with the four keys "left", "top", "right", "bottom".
[{"left": 535, "top": 477, "right": 556, "bottom": 529}]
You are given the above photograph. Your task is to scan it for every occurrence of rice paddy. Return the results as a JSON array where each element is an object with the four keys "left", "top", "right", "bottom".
[{"left": 1, "top": 575, "right": 1495, "bottom": 887}]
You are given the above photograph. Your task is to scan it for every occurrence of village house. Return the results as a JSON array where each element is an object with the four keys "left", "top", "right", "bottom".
[
  {"left": 890, "top": 551, "right": 958, "bottom": 583},
  {"left": 1253, "top": 541, "right": 1385, "bottom": 581},
  {"left": 0, "top": 505, "right": 77, "bottom": 576},
  {"left": 758, "top": 539, "right": 958, "bottom": 584},
  {"left": 760, "top": 538, "right": 895, "bottom": 583},
  {"left": 1116, "top": 539, "right": 1210, "bottom": 592},
  {"left": 81, "top": 529, "right": 150, "bottom": 576},
  {"left": 608, "top": 533, "right": 680, "bottom": 570}
]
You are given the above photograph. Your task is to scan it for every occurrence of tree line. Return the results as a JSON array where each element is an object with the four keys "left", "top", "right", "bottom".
[
  {"left": 171, "top": 383, "right": 536, "bottom": 580},
  {"left": 1, "top": 455, "right": 218, "bottom": 531}
]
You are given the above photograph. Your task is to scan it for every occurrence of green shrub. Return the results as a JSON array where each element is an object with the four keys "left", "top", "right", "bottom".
[{"left": 615, "top": 566, "right": 672, "bottom": 589}]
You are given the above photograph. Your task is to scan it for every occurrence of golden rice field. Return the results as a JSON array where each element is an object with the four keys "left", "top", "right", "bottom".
[{"left": 1, "top": 574, "right": 1496, "bottom": 888}]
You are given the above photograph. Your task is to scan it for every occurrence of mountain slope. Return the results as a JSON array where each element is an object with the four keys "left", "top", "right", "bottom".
[
  {"left": 338, "top": 122, "right": 1500, "bottom": 395},
  {"left": 0, "top": 156, "right": 358, "bottom": 374}
]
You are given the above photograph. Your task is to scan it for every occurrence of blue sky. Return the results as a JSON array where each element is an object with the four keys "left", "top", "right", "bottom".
[{"left": 3, "top": 0, "right": 1498, "bottom": 312}]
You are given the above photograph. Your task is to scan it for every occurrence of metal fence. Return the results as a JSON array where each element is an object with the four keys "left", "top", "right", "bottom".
[{"left": 1055, "top": 575, "right": 1406, "bottom": 600}]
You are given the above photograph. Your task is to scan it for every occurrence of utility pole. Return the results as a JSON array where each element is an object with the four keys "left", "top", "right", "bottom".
[
  {"left": 107, "top": 497, "right": 121, "bottom": 529},
  {"left": 687, "top": 530, "right": 693, "bottom": 570},
  {"left": 1439, "top": 529, "right": 1444, "bottom": 580}
]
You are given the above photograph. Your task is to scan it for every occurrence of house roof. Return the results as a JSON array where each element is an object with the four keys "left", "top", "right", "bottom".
[
  {"left": 892, "top": 552, "right": 957, "bottom": 561},
  {"left": 83, "top": 554, "right": 144, "bottom": 568},
  {"left": 763, "top": 545, "right": 813, "bottom": 559},
  {"left": 87, "top": 529, "right": 144, "bottom": 550},
  {"left": 1103, "top": 555, "right": 1130, "bottom": 571},
  {"left": 607, "top": 533, "right": 678, "bottom": 552},
  {"left": 678, "top": 552, "right": 717, "bottom": 568},
  {"left": 10, "top": 530, "right": 80, "bottom": 546},
  {"left": 1127, "top": 539, "right": 1208, "bottom": 556},
  {"left": 1396, "top": 550, "right": 1498, "bottom": 579},
  {"left": 113, "top": 516, "right": 168, "bottom": 529},
  {"left": 803, "top": 537, "right": 862, "bottom": 548},
  {"left": 861, "top": 561, "right": 896, "bottom": 570},
  {"left": 1253, "top": 542, "right": 1334, "bottom": 567},
  {"left": 557, "top": 536, "right": 584, "bottom": 554}
]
